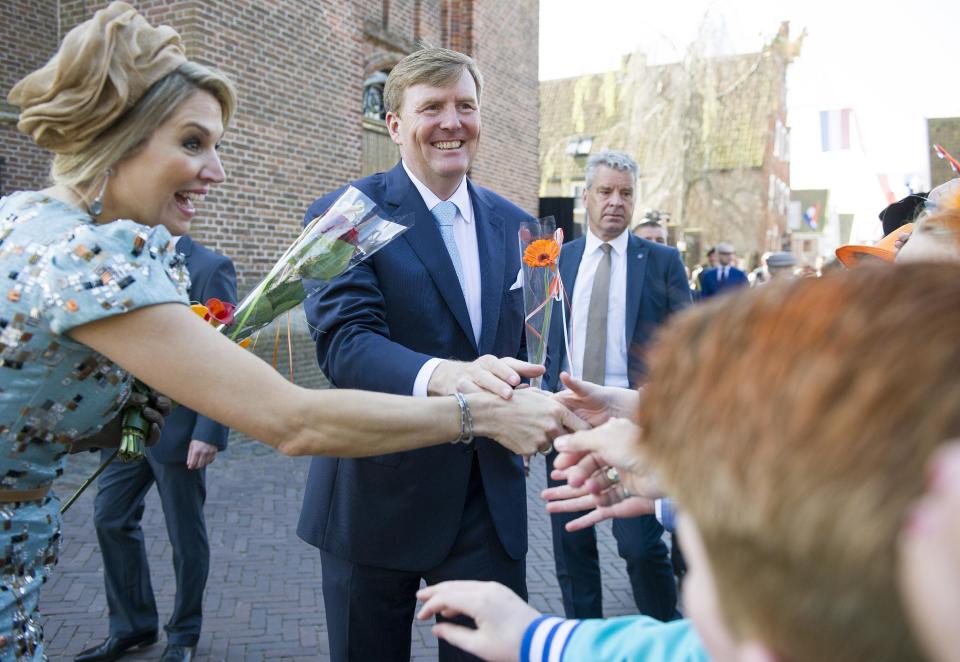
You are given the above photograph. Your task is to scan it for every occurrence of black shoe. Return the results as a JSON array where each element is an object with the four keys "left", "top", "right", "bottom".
[
  {"left": 159, "top": 644, "right": 195, "bottom": 662},
  {"left": 74, "top": 631, "right": 158, "bottom": 662}
]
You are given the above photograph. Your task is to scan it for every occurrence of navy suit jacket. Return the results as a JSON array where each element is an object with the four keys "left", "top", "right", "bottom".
[
  {"left": 543, "top": 234, "right": 691, "bottom": 391},
  {"left": 296, "top": 162, "right": 532, "bottom": 571},
  {"left": 147, "top": 235, "right": 235, "bottom": 465},
  {"left": 699, "top": 266, "right": 748, "bottom": 299}
]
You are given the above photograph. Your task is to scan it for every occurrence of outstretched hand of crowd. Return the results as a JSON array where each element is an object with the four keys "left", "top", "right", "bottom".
[
  {"left": 551, "top": 371, "right": 639, "bottom": 427},
  {"left": 543, "top": 480, "right": 655, "bottom": 531},
  {"left": 416, "top": 581, "right": 539, "bottom": 662},
  {"left": 544, "top": 415, "right": 664, "bottom": 531}
]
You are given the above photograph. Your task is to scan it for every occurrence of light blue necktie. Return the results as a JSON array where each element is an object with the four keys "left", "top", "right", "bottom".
[{"left": 431, "top": 201, "right": 466, "bottom": 293}]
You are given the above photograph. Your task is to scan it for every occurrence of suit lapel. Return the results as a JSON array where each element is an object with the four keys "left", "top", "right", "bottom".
[
  {"left": 383, "top": 164, "right": 477, "bottom": 350},
  {"left": 177, "top": 234, "right": 194, "bottom": 264},
  {"left": 176, "top": 235, "right": 199, "bottom": 299},
  {"left": 625, "top": 235, "right": 648, "bottom": 341},
  {"left": 471, "top": 183, "right": 503, "bottom": 355}
]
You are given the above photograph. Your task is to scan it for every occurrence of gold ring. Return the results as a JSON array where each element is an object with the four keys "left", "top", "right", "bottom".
[{"left": 538, "top": 442, "right": 553, "bottom": 455}]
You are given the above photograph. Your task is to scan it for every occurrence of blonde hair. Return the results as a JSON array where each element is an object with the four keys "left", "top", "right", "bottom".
[
  {"left": 52, "top": 61, "right": 237, "bottom": 196},
  {"left": 640, "top": 264, "right": 960, "bottom": 661},
  {"left": 383, "top": 47, "right": 482, "bottom": 115}
]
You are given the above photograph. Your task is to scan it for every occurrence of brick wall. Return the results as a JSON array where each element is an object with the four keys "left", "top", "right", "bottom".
[
  {"left": 1, "top": 1, "right": 540, "bottom": 387},
  {"left": 22, "top": 0, "right": 540, "bottom": 282},
  {"left": 0, "top": 0, "right": 57, "bottom": 195},
  {"left": 24, "top": 0, "right": 368, "bottom": 296},
  {"left": 469, "top": 0, "right": 540, "bottom": 214}
]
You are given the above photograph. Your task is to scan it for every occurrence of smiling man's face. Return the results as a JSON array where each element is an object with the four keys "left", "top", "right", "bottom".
[{"left": 386, "top": 69, "right": 480, "bottom": 198}]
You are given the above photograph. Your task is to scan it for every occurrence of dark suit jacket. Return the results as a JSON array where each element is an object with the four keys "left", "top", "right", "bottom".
[
  {"left": 543, "top": 234, "right": 691, "bottom": 391},
  {"left": 147, "top": 235, "right": 235, "bottom": 465},
  {"left": 699, "top": 265, "right": 748, "bottom": 299},
  {"left": 296, "top": 162, "right": 532, "bottom": 571}
]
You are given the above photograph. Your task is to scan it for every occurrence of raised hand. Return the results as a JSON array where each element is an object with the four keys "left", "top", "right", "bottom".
[
  {"left": 552, "top": 371, "right": 640, "bottom": 427},
  {"left": 542, "top": 480, "right": 655, "bottom": 532},
  {"left": 417, "top": 581, "right": 539, "bottom": 662},
  {"left": 552, "top": 418, "right": 662, "bottom": 500}
]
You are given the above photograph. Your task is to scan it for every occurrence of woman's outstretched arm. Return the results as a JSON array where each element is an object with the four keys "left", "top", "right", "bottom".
[{"left": 71, "top": 303, "right": 585, "bottom": 457}]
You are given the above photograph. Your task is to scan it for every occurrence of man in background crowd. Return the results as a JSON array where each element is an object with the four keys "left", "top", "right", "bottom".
[
  {"left": 633, "top": 219, "right": 667, "bottom": 244},
  {"left": 700, "top": 242, "right": 747, "bottom": 298}
]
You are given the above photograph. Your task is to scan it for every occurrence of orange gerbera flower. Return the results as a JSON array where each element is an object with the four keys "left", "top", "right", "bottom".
[
  {"left": 523, "top": 239, "right": 560, "bottom": 268},
  {"left": 190, "top": 303, "right": 211, "bottom": 321}
]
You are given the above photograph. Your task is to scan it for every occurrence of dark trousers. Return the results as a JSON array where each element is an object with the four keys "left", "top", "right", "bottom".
[
  {"left": 546, "top": 451, "right": 679, "bottom": 620},
  {"left": 320, "top": 458, "right": 526, "bottom": 662},
  {"left": 93, "top": 450, "right": 209, "bottom": 646}
]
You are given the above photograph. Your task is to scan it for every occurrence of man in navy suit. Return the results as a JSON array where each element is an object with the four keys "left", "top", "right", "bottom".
[
  {"left": 543, "top": 150, "right": 690, "bottom": 621},
  {"left": 699, "top": 242, "right": 748, "bottom": 298},
  {"left": 78, "top": 236, "right": 236, "bottom": 662},
  {"left": 297, "top": 48, "right": 549, "bottom": 662}
]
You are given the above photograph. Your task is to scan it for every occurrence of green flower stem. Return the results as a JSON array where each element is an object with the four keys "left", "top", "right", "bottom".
[
  {"left": 228, "top": 276, "right": 273, "bottom": 342},
  {"left": 60, "top": 449, "right": 119, "bottom": 514},
  {"left": 116, "top": 381, "right": 152, "bottom": 462}
]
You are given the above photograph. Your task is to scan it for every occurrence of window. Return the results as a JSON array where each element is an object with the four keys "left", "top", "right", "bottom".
[
  {"left": 362, "top": 71, "right": 389, "bottom": 121},
  {"left": 773, "top": 119, "right": 790, "bottom": 162}
]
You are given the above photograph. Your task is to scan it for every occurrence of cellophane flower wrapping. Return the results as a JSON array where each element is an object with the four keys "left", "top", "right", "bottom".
[
  {"left": 223, "top": 186, "right": 413, "bottom": 342},
  {"left": 519, "top": 216, "right": 562, "bottom": 390}
]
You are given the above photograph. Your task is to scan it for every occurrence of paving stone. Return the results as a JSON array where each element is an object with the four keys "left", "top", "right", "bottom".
[{"left": 43, "top": 440, "right": 653, "bottom": 660}]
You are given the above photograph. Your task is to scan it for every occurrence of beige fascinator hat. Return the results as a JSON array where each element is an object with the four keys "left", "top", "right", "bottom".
[{"left": 7, "top": 1, "right": 186, "bottom": 154}]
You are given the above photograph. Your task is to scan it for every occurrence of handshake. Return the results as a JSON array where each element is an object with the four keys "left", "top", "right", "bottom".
[
  {"left": 424, "top": 357, "right": 647, "bottom": 477},
  {"left": 425, "top": 355, "right": 586, "bottom": 456}
]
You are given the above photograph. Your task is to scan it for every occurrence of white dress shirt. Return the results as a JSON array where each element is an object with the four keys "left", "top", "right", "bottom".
[
  {"left": 402, "top": 162, "right": 483, "bottom": 396},
  {"left": 564, "top": 227, "right": 630, "bottom": 388}
]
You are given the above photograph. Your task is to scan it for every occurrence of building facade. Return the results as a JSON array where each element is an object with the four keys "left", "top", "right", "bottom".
[
  {"left": 540, "top": 22, "right": 801, "bottom": 268},
  {"left": 928, "top": 117, "right": 960, "bottom": 188},
  {"left": 1, "top": 0, "right": 539, "bottom": 290},
  {"left": 1, "top": 0, "right": 539, "bottom": 385}
]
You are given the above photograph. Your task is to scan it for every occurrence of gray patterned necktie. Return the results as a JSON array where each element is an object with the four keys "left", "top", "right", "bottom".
[
  {"left": 582, "top": 243, "right": 612, "bottom": 385},
  {"left": 431, "top": 201, "right": 466, "bottom": 292}
]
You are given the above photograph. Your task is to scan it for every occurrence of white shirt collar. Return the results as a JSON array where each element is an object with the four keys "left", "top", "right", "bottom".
[
  {"left": 584, "top": 226, "right": 629, "bottom": 256},
  {"left": 402, "top": 160, "right": 473, "bottom": 224}
]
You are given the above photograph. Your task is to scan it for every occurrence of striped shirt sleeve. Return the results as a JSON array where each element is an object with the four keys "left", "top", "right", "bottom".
[{"left": 520, "top": 616, "right": 583, "bottom": 662}]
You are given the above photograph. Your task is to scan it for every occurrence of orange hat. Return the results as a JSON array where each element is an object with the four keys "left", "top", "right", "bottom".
[{"left": 835, "top": 223, "right": 915, "bottom": 268}]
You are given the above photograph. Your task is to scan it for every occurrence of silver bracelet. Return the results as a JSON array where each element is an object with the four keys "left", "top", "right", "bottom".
[{"left": 452, "top": 392, "right": 475, "bottom": 444}]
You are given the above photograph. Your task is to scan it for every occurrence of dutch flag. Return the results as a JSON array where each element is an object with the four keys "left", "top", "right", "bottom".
[{"left": 820, "top": 109, "right": 851, "bottom": 152}]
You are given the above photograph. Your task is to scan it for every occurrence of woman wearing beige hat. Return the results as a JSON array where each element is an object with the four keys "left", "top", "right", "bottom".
[{"left": 0, "top": 3, "right": 583, "bottom": 656}]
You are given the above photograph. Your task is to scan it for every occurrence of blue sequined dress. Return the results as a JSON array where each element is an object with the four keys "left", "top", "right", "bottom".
[{"left": 0, "top": 191, "right": 189, "bottom": 660}]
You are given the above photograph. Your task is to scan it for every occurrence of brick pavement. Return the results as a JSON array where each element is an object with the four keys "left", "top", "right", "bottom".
[{"left": 43, "top": 439, "right": 643, "bottom": 661}]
